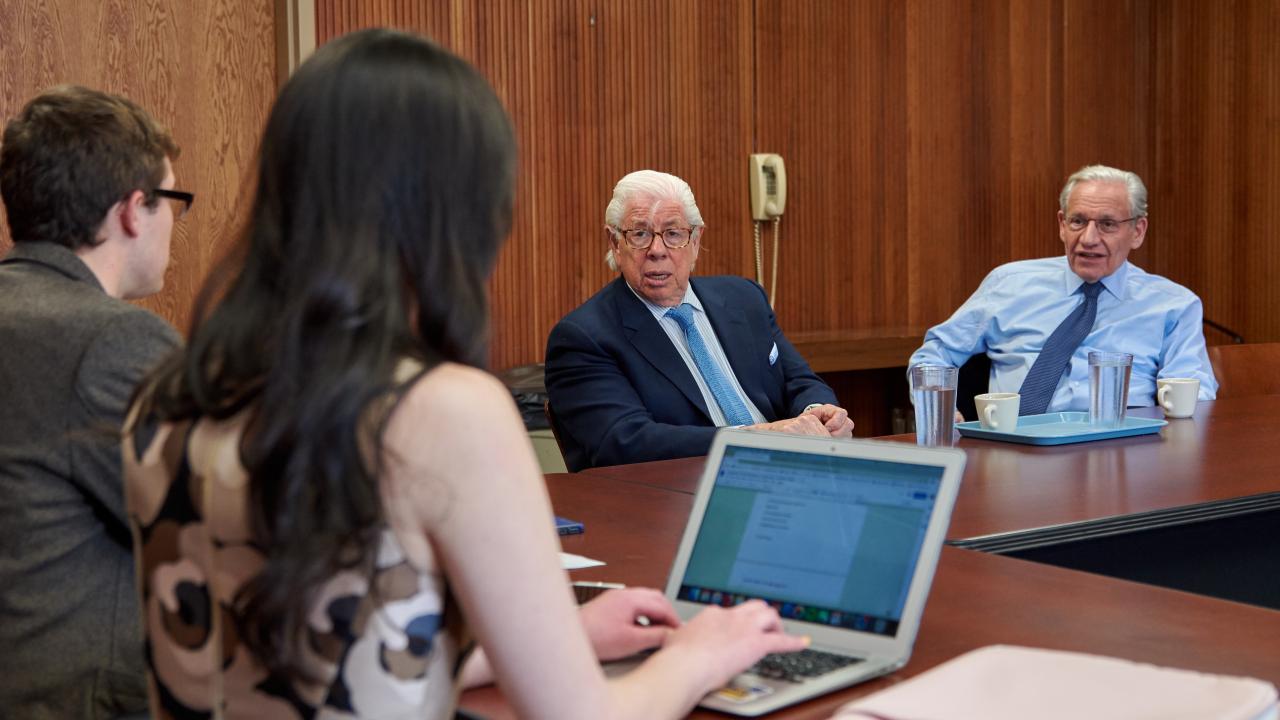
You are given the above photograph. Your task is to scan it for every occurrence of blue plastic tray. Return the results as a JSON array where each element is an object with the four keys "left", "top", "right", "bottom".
[{"left": 955, "top": 411, "right": 1167, "bottom": 446}]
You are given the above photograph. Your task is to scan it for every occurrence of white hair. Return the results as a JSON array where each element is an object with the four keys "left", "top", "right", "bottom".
[
  {"left": 1059, "top": 164, "right": 1149, "bottom": 218},
  {"left": 603, "top": 170, "right": 704, "bottom": 270}
]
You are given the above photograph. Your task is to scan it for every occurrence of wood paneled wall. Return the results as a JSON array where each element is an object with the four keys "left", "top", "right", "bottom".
[
  {"left": 316, "top": 0, "right": 758, "bottom": 369},
  {"left": 769, "top": 0, "right": 1280, "bottom": 344},
  {"left": 313, "top": 0, "right": 1280, "bottom": 371},
  {"left": 0, "top": 1, "right": 276, "bottom": 333},
  {"left": 5, "top": 2, "right": 1273, "bottom": 374},
  {"left": 1148, "top": 0, "right": 1280, "bottom": 347}
]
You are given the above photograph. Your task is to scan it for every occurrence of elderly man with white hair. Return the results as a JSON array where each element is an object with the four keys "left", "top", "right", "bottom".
[
  {"left": 908, "top": 164, "right": 1217, "bottom": 417},
  {"left": 545, "top": 169, "right": 852, "bottom": 472}
]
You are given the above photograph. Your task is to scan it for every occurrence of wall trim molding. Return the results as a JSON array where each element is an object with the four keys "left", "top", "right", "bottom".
[{"left": 275, "top": 0, "right": 316, "bottom": 84}]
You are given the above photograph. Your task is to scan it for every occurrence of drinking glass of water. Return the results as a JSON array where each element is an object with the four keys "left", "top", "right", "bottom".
[
  {"left": 910, "top": 364, "right": 959, "bottom": 446},
  {"left": 1088, "top": 351, "right": 1132, "bottom": 427}
]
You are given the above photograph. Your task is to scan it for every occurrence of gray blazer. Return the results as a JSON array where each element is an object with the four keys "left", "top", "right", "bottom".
[{"left": 0, "top": 242, "right": 180, "bottom": 719}]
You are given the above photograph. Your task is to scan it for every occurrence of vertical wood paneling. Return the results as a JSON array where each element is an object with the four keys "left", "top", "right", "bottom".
[
  {"left": 1240, "top": 0, "right": 1280, "bottom": 346},
  {"left": 4, "top": 0, "right": 1276, "bottom": 433},
  {"left": 756, "top": 1, "right": 909, "bottom": 331},
  {"left": 1060, "top": 0, "right": 1153, "bottom": 174},
  {"left": 316, "top": 0, "right": 753, "bottom": 370},
  {"left": 1006, "top": 0, "right": 1063, "bottom": 262},
  {"left": 754, "top": 0, "right": 1278, "bottom": 350},
  {"left": 904, "top": 0, "right": 1011, "bottom": 327},
  {"left": 0, "top": 1, "right": 277, "bottom": 336},
  {"left": 1147, "top": 0, "right": 1280, "bottom": 347},
  {"left": 61, "top": 0, "right": 1265, "bottom": 369}
]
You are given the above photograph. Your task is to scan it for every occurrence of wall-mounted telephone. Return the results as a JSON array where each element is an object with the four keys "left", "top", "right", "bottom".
[
  {"left": 749, "top": 154, "right": 787, "bottom": 220},
  {"left": 749, "top": 154, "right": 786, "bottom": 306}
]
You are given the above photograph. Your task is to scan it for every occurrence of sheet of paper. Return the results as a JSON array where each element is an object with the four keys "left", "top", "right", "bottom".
[
  {"left": 560, "top": 551, "right": 605, "bottom": 570},
  {"left": 834, "top": 645, "right": 1278, "bottom": 720}
]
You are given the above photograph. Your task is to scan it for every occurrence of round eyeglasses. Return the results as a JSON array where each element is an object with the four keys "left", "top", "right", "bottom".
[
  {"left": 1064, "top": 214, "right": 1140, "bottom": 235},
  {"left": 614, "top": 226, "right": 695, "bottom": 250}
]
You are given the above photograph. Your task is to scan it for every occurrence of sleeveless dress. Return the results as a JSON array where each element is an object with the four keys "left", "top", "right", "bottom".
[{"left": 123, "top": 401, "right": 469, "bottom": 719}]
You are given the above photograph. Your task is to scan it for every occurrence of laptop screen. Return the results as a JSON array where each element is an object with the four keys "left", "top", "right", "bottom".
[{"left": 678, "top": 444, "right": 945, "bottom": 638}]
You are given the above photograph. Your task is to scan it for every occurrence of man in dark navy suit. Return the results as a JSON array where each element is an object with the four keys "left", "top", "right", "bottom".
[{"left": 545, "top": 170, "right": 852, "bottom": 472}]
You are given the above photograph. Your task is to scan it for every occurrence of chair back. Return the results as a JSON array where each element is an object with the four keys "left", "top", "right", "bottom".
[
  {"left": 544, "top": 401, "right": 568, "bottom": 457},
  {"left": 956, "top": 353, "right": 992, "bottom": 421},
  {"left": 1206, "top": 343, "right": 1280, "bottom": 399}
]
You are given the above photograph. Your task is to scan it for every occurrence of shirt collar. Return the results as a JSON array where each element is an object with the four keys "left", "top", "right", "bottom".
[
  {"left": 1064, "top": 260, "right": 1129, "bottom": 301},
  {"left": 625, "top": 280, "right": 703, "bottom": 319}
]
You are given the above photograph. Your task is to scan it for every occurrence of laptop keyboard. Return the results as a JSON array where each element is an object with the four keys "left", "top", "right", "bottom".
[{"left": 749, "top": 648, "right": 864, "bottom": 682}]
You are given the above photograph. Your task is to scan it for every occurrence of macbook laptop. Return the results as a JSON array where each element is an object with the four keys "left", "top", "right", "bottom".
[{"left": 660, "top": 429, "right": 965, "bottom": 716}]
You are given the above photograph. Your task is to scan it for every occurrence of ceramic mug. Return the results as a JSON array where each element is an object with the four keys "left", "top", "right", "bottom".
[
  {"left": 975, "top": 392, "right": 1020, "bottom": 431},
  {"left": 1157, "top": 378, "right": 1200, "bottom": 419}
]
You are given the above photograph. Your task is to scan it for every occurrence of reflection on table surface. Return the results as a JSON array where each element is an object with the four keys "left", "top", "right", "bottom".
[
  {"left": 583, "top": 396, "right": 1280, "bottom": 542},
  {"left": 461, "top": 398, "right": 1280, "bottom": 718}
]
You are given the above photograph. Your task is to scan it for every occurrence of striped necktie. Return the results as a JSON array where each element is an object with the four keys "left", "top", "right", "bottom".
[
  {"left": 666, "top": 303, "right": 755, "bottom": 426},
  {"left": 1018, "top": 282, "right": 1104, "bottom": 416}
]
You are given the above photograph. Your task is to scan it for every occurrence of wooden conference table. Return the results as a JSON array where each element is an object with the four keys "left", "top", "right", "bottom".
[{"left": 460, "top": 396, "right": 1280, "bottom": 719}]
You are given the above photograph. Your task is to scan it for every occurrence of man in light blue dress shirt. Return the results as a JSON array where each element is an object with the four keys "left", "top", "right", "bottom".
[{"left": 909, "top": 165, "right": 1217, "bottom": 415}]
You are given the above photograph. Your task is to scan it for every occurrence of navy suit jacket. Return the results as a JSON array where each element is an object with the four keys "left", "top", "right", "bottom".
[{"left": 545, "top": 275, "right": 837, "bottom": 471}]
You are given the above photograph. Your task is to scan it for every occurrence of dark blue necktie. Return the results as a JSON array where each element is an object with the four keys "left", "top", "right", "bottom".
[
  {"left": 1018, "top": 282, "right": 1104, "bottom": 416},
  {"left": 666, "top": 303, "right": 755, "bottom": 426}
]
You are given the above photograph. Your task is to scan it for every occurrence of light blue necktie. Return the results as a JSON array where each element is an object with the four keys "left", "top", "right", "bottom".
[
  {"left": 1018, "top": 282, "right": 1104, "bottom": 415},
  {"left": 666, "top": 303, "right": 755, "bottom": 426}
]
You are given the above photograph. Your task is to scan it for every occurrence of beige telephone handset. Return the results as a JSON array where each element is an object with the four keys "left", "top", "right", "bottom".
[
  {"left": 749, "top": 154, "right": 786, "bottom": 306},
  {"left": 749, "top": 154, "right": 786, "bottom": 220}
]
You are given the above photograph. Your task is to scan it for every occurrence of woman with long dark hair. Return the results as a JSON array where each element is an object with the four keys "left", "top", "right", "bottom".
[{"left": 124, "top": 28, "right": 802, "bottom": 719}]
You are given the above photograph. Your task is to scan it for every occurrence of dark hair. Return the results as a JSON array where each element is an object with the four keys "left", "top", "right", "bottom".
[
  {"left": 140, "top": 29, "right": 515, "bottom": 682},
  {"left": 0, "top": 84, "right": 178, "bottom": 249}
]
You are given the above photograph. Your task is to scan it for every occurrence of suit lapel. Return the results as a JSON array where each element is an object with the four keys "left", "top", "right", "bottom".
[
  {"left": 613, "top": 278, "right": 713, "bottom": 422},
  {"left": 698, "top": 279, "right": 775, "bottom": 416}
]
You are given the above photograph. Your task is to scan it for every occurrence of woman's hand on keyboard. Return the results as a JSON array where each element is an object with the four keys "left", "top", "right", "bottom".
[
  {"left": 661, "top": 600, "right": 810, "bottom": 692},
  {"left": 580, "top": 587, "right": 680, "bottom": 662}
]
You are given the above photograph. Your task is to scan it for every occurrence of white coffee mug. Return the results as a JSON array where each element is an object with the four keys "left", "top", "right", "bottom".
[
  {"left": 975, "top": 392, "right": 1020, "bottom": 431},
  {"left": 1157, "top": 378, "right": 1200, "bottom": 418}
]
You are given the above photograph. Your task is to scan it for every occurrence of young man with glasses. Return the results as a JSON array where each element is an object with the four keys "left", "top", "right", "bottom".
[
  {"left": 0, "top": 85, "right": 186, "bottom": 718},
  {"left": 908, "top": 164, "right": 1216, "bottom": 417},
  {"left": 546, "top": 169, "right": 852, "bottom": 472}
]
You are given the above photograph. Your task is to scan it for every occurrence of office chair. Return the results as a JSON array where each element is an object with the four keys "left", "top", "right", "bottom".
[
  {"left": 955, "top": 353, "right": 992, "bottom": 421},
  {"left": 544, "top": 401, "right": 569, "bottom": 458},
  {"left": 1206, "top": 343, "right": 1280, "bottom": 399}
]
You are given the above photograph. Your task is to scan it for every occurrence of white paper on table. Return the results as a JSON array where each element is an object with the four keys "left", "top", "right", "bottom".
[
  {"left": 834, "top": 645, "right": 1278, "bottom": 720},
  {"left": 559, "top": 552, "right": 606, "bottom": 570}
]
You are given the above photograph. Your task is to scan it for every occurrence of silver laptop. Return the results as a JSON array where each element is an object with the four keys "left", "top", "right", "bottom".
[{"left": 664, "top": 429, "right": 965, "bottom": 716}]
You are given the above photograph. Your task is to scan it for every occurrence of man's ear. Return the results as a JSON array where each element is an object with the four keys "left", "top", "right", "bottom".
[
  {"left": 118, "top": 190, "right": 148, "bottom": 238},
  {"left": 1130, "top": 216, "right": 1148, "bottom": 250}
]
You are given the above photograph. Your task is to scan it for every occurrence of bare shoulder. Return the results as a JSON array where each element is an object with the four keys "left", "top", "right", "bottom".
[
  {"left": 402, "top": 362, "right": 511, "bottom": 412},
  {"left": 379, "top": 361, "right": 540, "bottom": 539},
  {"left": 383, "top": 362, "right": 526, "bottom": 473}
]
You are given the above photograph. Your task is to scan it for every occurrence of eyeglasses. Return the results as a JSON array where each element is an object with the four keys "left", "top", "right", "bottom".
[
  {"left": 614, "top": 226, "right": 696, "bottom": 250},
  {"left": 1064, "top": 214, "right": 1140, "bottom": 235},
  {"left": 153, "top": 188, "right": 195, "bottom": 218}
]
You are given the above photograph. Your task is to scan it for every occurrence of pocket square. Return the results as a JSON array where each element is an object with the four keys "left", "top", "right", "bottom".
[{"left": 768, "top": 342, "right": 779, "bottom": 365}]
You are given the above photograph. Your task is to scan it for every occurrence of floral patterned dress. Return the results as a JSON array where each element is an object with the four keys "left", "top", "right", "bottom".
[{"left": 123, "top": 405, "right": 469, "bottom": 719}]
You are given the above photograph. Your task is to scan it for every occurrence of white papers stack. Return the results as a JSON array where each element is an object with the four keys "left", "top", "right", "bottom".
[{"left": 835, "top": 645, "right": 1278, "bottom": 720}]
